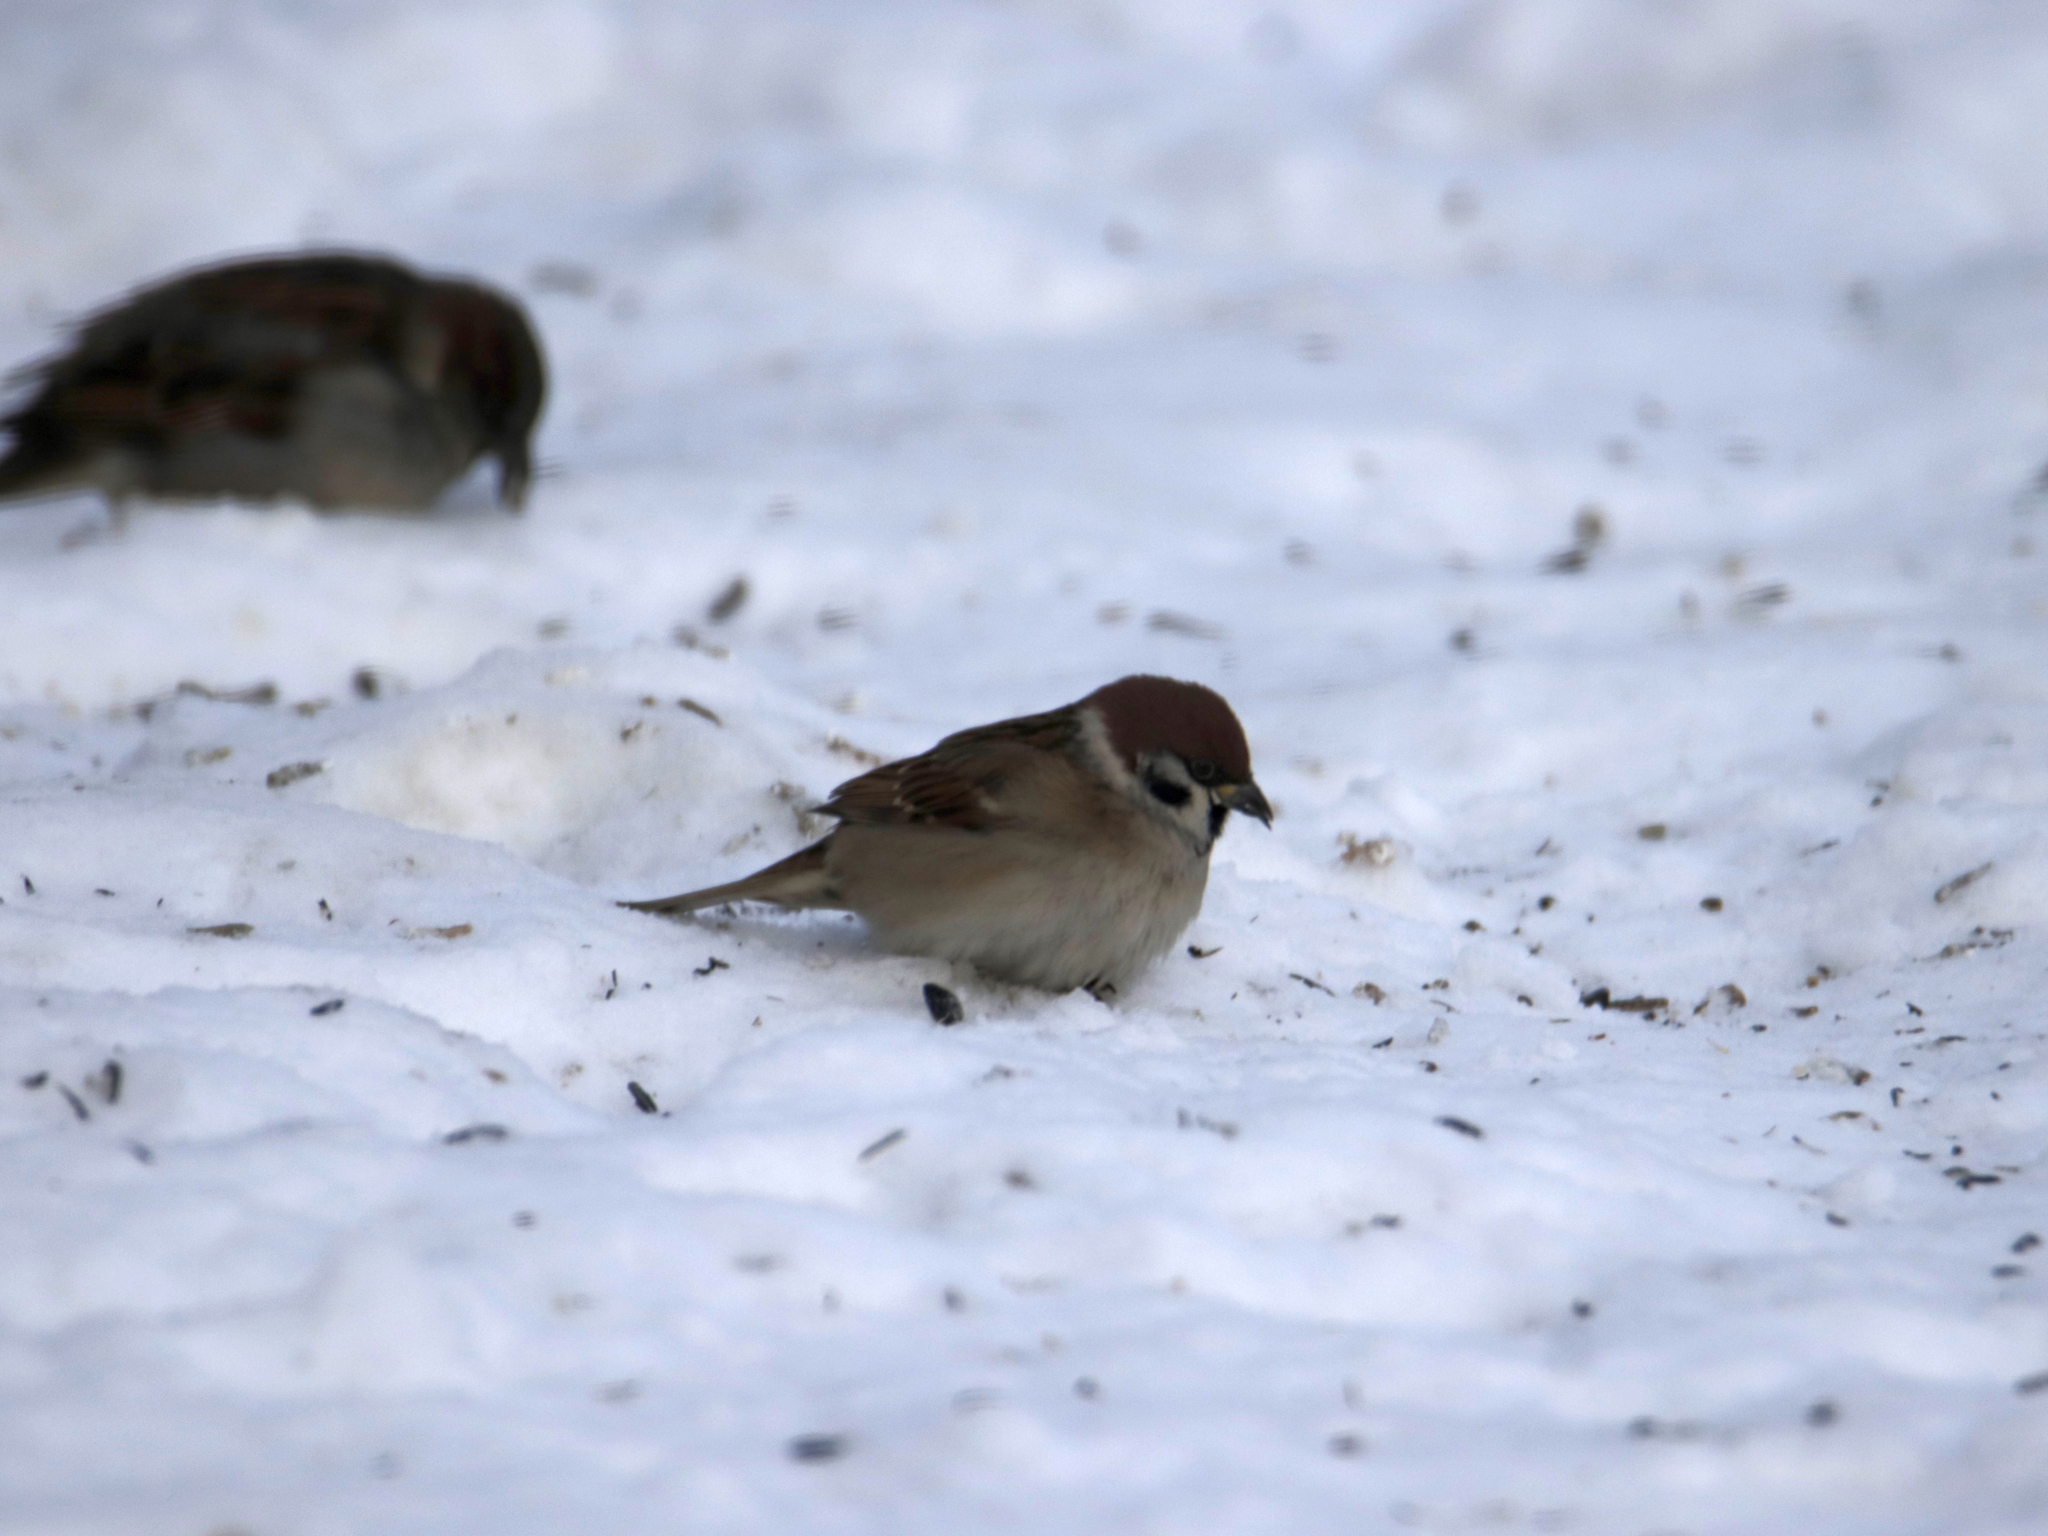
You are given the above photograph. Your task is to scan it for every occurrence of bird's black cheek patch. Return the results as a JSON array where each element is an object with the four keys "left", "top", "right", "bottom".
[
  {"left": 1209, "top": 804, "right": 1228, "bottom": 838},
  {"left": 1147, "top": 776, "right": 1191, "bottom": 809}
]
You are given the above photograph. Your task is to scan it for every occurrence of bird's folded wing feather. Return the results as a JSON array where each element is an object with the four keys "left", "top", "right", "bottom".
[{"left": 819, "top": 710, "right": 1076, "bottom": 831}]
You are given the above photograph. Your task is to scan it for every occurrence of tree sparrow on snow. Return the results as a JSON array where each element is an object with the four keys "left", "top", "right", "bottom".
[
  {"left": 623, "top": 675, "right": 1273, "bottom": 995},
  {"left": 0, "top": 252, "right": 545, "bottom": 513}
]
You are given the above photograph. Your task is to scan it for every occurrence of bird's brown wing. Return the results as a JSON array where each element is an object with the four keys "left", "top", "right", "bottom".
[
  {"left": 17, "top": 255, "right": 429, "bottom": 445},
  {"left": 819, "top": 707, "right": 1079, "bottom": 832}
]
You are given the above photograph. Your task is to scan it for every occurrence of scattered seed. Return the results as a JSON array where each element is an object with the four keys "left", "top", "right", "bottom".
[
  {"left": 126, "top": 1140, "right": 154, "bottom": 1165},
  {"left": 266, "top": 761, "right": 325, "bottom": 789},
  {"left": 1572, "top": 1300, "right": 1594, "bottom": 1318},
  {"left": 627, "top": 1081, "right": 659, "bottom": 1115},
  {"left": 923, "top": 983, "right": 965, "bottom": 1025},
  {"left": 407, "top": 923, "right": 471, "bottom": 940},
  {"left": 1327, "top": 1433, "right": 1367, "bottom": 1458},
  {"left": 1355, "top": 982, "right": 1386, "bottom": 1003},
  {"left": 693, "top": 956, "right": 730, "bottom": 978},
  {"left": 56, "top": 1084, "right": 90, "bottom": 1120},
  {"left": 1188, "top": 945, "right": 1221, "bottom": 959},
  {"left": 708, "top": 576, "right": 749, "bottom": 623},
  {"left": 1806, "top": 1400, "right": 1839, "bottom": 1427},
  {"left": 858, "top": 1128, "right": 906, "bottom": 1162},
  {"left": 188, "top": 923, "right": 253, "bottom": 939},
  {"left": 1934, "top": 862, "right": 1994, "bottom": 904},
  {"left": 442, "top": 1124, "right": 509, "bottom": 1145},
  {"left": 310, "top": 998, "right": 344, "bottom": 1016},
  {"left": 1290, "top": 973, "right": 1334, "bottom": 995},
  {"left": 1638, "top": 823, "right": 1667, "bottom": 841},
  {"left": 21, "top": 1072, "right": 48, "bottom": 1089},
  {"left": 1436, "top": 1115, "right": 1484, "bottom": 1139},
  {"left": 787, "top": 1434, "right": 847, "bottom": 1463},
  {"left": 679, "top": 698, "right": 723, "bottom": 726},
  {"left": 1146, "top": 609, "right": 1226, "bottom": 640},
  {"left": 1580, "top": 987, "right": 1667, "bottom": 1013},
  {"left": 176, "top": 679, "right": 277, "bottom": 706},
  {"left": 86, "top": 1060, "right": 122, "bottom": 1105},
  {"left": 1945, "top": 1166, "right": 2001, "bottom": 1189},
  {"left": 1700, "top": 896, "right": 1723, "bottom": 912},
  {"left": 2015, "top": 1233, "right": 2042, "bottom": 1254},
  {"left": 2015, "top": 1372, "right": 2048, "bottom": 1396}
]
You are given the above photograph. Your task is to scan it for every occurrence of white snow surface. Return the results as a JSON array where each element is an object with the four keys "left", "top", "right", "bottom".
[{"left": 3, "top": 2, "right": 2048, "bottom": 1531}]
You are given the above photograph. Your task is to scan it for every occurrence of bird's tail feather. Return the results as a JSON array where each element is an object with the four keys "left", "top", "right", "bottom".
[
  {"left": 0, "top": 432, "right": 89, "bottom": 504},
  {"left": 619, "top": 840, "right": 835, "bottom": 917}
]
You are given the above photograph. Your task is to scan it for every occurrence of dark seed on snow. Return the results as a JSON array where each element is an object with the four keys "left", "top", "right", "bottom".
[
  {"left": 627, "top": 1081, "right": 659, "bottom": 1114},
  {"left": 858, "top": 1128, "right": 907, "bottom": 1162},
  {"left": 1435, "top": 1115, "right": 1484, "bottom": 1139},
  {"left": 88, "top": 1060, "right": 122, "bottom": 1104},
  {"left": 310, "top": 998, "right": 345, "bottom": 1016},
  {"left": 787, "top": 1434, "right": 847, "bottom": 1463},
  {"left": 923, "top": 983, "right": 965, "bottom": 1025},
  {"left": 443, "top": 1123, "right": 509, "bottom": 1145}
]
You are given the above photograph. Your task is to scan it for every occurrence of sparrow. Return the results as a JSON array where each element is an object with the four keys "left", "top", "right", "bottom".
[
  {"left": 0, "top": 251, "right": 545, "bottom": 513},
  {"left": 622, "top": 675, "right": 1274, "bottom": 995}
]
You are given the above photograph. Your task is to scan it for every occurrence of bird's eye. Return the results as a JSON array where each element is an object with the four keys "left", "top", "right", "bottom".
[
  {"left": 1146, "top": 776, "right": 1191, "bottom": 808},
  {"left": 1187, "top": 759, "right": 1219, "bottom": 784}
]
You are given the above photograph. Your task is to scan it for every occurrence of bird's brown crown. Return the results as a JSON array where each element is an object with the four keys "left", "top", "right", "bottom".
[{"left": 1085, "top": 675, "right": 1253, "bottom": 781}]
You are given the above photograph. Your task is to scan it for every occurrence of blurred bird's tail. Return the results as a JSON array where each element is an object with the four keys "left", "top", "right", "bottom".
[
  {"left": 0, "top": 424, "right": 90, "bottom": 504},
  {"left": 619, "top": 840, "right": 837, "bottom": 918}
]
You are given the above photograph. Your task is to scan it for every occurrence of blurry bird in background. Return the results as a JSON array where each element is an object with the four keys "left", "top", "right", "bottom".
[{"left": 0, "top": 251, "right": 545, "bottom": 516}]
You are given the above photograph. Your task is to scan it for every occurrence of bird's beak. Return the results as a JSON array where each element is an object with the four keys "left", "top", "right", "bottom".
[{"left": 1216, "top": 779, "right": 1274, "bottom": 827}]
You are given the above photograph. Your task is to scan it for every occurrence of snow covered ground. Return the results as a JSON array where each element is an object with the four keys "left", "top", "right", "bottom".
[{"left": 3, "top": 1, "right": 2048, "bottom": 1531}]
